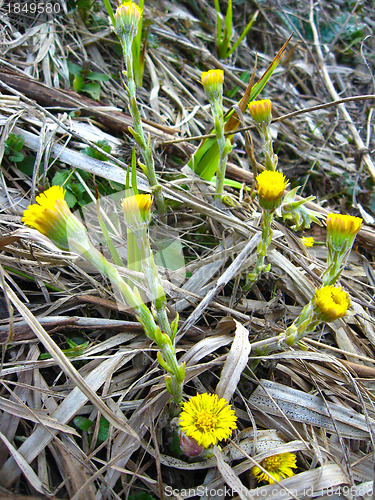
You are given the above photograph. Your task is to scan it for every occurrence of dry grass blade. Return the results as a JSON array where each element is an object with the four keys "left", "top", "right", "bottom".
[
  {"left": 216, "top": 318, "right": 251, "bottom": 402},
  {"left": 214, "top": 446, "right": 253, "bottom": 500},
  {"left": 249, "top": 379, "right": 373, "bottom": 439},
  {"left": 251, "top": 465, "right": 349, "bottom": 498},
  {"left": 0, "top": 275, "right": 138, "bottom": 440},
  {"left": 0, "top": 397, "right": 79, "bottom": 435},
  {"left": 0, "top": 432, "right": 52, "bottom": 497}
]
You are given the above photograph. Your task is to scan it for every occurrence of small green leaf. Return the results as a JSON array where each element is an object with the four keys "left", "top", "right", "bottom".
[
  {"left": 64, "top": 190, "right": 78, "bottom": 208},
  {"left": 52, "top": 169, "right": 71, "bottom": 187},
  {"left": 9, "top": 151, "right": 25, "bottom": 163},
  {"left": 67, "top": 61, "right": 82, "bottom": 77},
  {"left": 97, "top": 416, "right": 110, "bottom": 443},
  {"left": 16, "top": 156, "right": 35, "bottom": 176},
  {"left": 73, "top": 417, "right": 94, "bottom": 432},
  {"left": 86, "top": 71, "right": 110, "bottom": 82},
  {"left": 81, "top": 82, "right": 101, "bottom": 100},
  {"left": 73, "top": 75, "right": 84, "bottom": 92}
]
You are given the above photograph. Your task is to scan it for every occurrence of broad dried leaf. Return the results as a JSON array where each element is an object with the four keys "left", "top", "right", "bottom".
[
  {"left": 216, "top": 318, "right": 251, "bottom": 402},
  {"left": 249, "top": 379, "right": 373, "bottom": 439}
]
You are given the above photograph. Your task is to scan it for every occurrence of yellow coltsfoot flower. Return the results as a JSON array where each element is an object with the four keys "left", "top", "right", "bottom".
[
  {"left": 179, "top": 393, "right": 237, "bottom": 449},
  {"left": 122, "top": 194, "right": 153, "bottom": 230},
  {"left": 314, "top": 285, "right": 350, "bottom": 322},
  {"left": 201, "top": 69, "right": 224, "bottom": 102},
  {"left": 22, "top": 186, "right": 88, "bottom": 251},
  {"left": 256, "top": 170, "right": 288, "bottom": 211},
  {"left": 323, "top": 213, "right": 363, "bottom": 286},
  {"left": 252, "top": 452, "right": 297, "bottom": 484},
  {"left": 326, "top": 213, "right": 362, "bottom": 252},
  {"left": 301, "top": 236, "right": 315, "bottom": 247},
  {"left": 248, "top": 99, "right": 272, "bottom": 124},
  {"left": 114, "top": 1, "right": 142, "bottom": 42}
]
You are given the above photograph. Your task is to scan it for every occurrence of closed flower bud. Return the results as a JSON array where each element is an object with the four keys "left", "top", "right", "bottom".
[
  {"left": 248, "top": 99, "right": 272, "bottom": 124},
  {"left": 201, "top": 69, "right": 224, "bottom": 102},
  {"left": 326, "top": 213, "right": 362, "bottom": 252},
  {"left": 114, "top": 1, "right": 142, "bottom": 43},
  {"left": 178, "top": 429, "right": 204, "bottom": 458}
]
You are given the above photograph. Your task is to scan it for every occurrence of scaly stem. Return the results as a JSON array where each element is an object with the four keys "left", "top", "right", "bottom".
[
  {"left": 121, "top": 40, "right": 167, "bottom": 214},
  {"left": 72, "top": 239, "right": 183, "bottom": 405},
  {"left": 321, "top": 247, "right": 351, "bottom": 286},
  {"left": 258, "top": 122, "right": 277, "bottom": 171},
  {"left": 248, "top": 209, "right": 273, "bottom": 282},
  {"left": 213, "top": 102, "right": 228, "bottom": 198},
  {"left": 135, "top": 226, "right": 172, "bottom": 339}
]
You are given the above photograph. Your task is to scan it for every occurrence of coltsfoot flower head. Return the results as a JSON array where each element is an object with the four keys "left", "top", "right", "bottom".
[
  {"left": 179, "top": 393, "right": 237, "bottom": 449},
  {"left": 201, "top": 69, "right": 224, "bottom": 102},
  {"left": 313, "top": 285, "right": 350, "bottom": 322},
  {"left": 22, "top": 186, "right": 88, "bottom": 251},
  {"left": 301, "top": 236, "right": 315, "bottom": 247},
  {"left": 114, "top": 1, "right": 142, "bottom": 42},
  {"left": 122, "top": 194, "right": 153, "bottom": 230},
  {"left": 248, "top": 99, "right": 272, "bottom": 124},
  {"left": 256, "top": 170, "right": 288, "bottom": 210},
  {"left": 326, "top": 213, "right": 362, "bottom": 252},
  {"left": 252, "top": 452, "right": 297, "bottom": 484}
]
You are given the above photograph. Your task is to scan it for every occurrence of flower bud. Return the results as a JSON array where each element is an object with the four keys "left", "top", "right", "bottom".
[
  {"left": 201, "top": 69, "right": 224, "bottom": 103},
  {"left": 248, "top": 99, "right": 272, "bottom": 124},
  {"left": 122, "top": 194, "right": 152, "bottom": 232},
  {"left": 326, "top": 213, "right": 362, "bottom": 253},
  {"left": 178, "top": 429, "right": 204, "bottom": 458},
  {"left": 114, "top": 1, "right": 142, "bottom": 43}
]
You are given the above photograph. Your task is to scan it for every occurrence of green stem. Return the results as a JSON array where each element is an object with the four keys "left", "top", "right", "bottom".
[
  {"left": 259, "top": 122, "right": 277, "bottom": 171},
  {"left": 252, "top": 302, "right": 321, "bottom": 356},
  {"left": 127, "top": 228, "right": 142, "bottom": 284},
  {"left": 137, "top": 227, "right": 172, "bottom": 338},
  {"left": 321, "top": 248, "right": 351, "bottom": 286},
  {"left": 121, "top": 41, "right": 167, "bottom": 215},
  {"left": 212, "top": 101, "right": 229, "bottom": 198},
  {"left": 251, "top": 209, "right": 273, "bottom": 279},
  {"left": 70, "top": 239, "right": 183, "bottom": 406}
]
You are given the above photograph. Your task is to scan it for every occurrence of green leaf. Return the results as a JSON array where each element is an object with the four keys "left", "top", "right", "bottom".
[
  {"left": 129, "top": 493, "right": 156, "bottom": 500},
  {"left": 86, "top": 71, "right": 110, "bottom": 82},
  {"left": 52, "top": 169, "right": 71, "bottom": 187},
  {"left": 67, "top": 61, "right": 82, "bottom": 76},
  {"left": 227, "top": 10, "right": 258, "bottom": 57},
  {"left": 5, "top": 133, "right": 24, "bottom": 153},
  {"left": 73, "top": 417, "right": 93, "bottom": 432},
  {"left": 64, "top": 190, "right": 78, "bottom": 208},
  {"left": 83, "top": 140, "right": 111, "bottom": 161},
  {"left": 73, "top": 75, "right": 84, "bottom": 92},
  {"left": 9, "top": 151, "right": 25, "bottom": 163},
  {"left": 81, "top": 82, "right": 101, "bottom": 100},
  {"left": 16, "top": 156, "right": 35, "bottom": 176},
  {"left": 97, "top": 416, "right": 110, "bottom": 443}
]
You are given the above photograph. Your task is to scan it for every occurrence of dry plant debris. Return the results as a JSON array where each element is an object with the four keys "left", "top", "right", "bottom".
[{"left": 0, "top": 0, "right": 375, "bottom": 498}]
